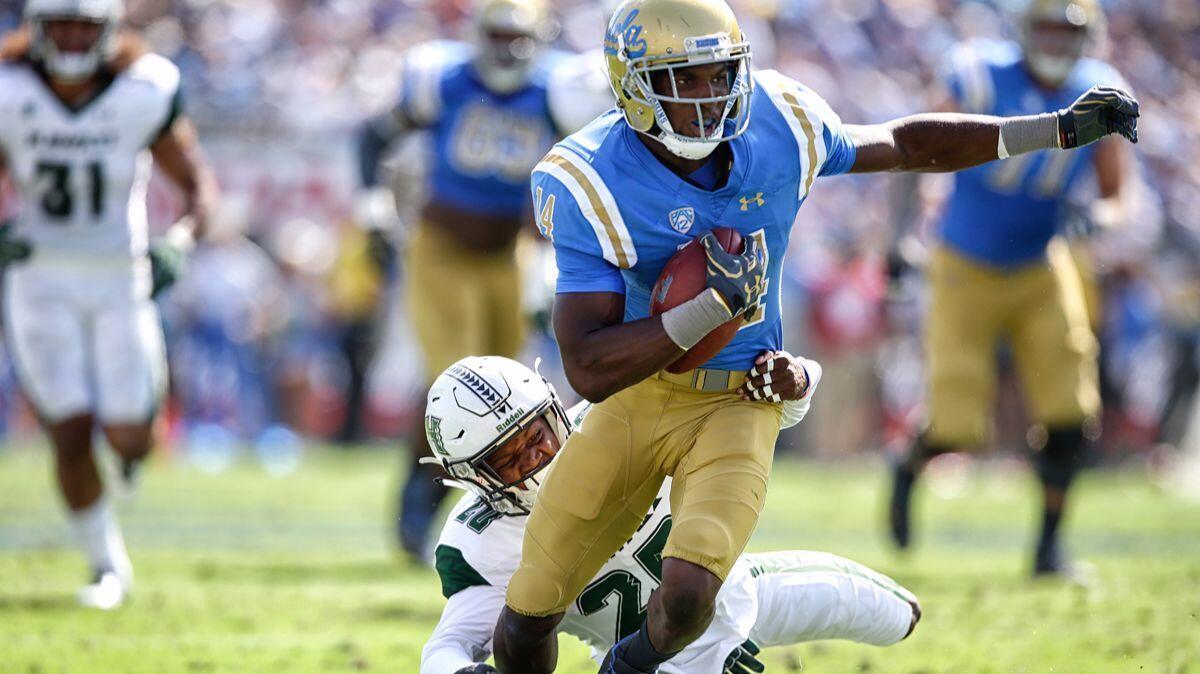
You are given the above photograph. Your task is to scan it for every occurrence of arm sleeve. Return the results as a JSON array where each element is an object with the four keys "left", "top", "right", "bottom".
[
  {"left": 357, "top": 113, "right": 401, "bottom": 188},
  {"left": 818, "top": 117, "right": 857, "bottom": 178},
  {"left": 759, "top": 71, "right": 856, "bottom": 179},
  {"left": 151, "top": 85, "right": 184, "bottom": 144},
  {"left": 435, "top": 544, "right": 491, "bottom": 598},
  {"left": 531, "top": 167, "right": 626, "bottom": 295},
  {"left": 394, "top": 43, "right": 446, "bottom": 129},
  {"left": 421, "top": 585, "right": 507, "bottom": 674}
]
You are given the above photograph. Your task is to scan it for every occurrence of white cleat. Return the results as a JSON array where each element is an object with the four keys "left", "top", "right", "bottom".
[{"left": 77, "top": 571, "right": 129, "bottom": 610}]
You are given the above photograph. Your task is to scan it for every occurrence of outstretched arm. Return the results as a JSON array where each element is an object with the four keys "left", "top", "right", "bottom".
[
  {"left": 150, "top": 116, "right": 218, "bottom": 240},
  {"left": 357, "top": 108, "right": 411, "bottom": 188},
  {"left": 848, "top": 86, "right": 1139, "bottom": 174},
  {"left": 422, "top": 585, "right": 506, "bottom": 674}
]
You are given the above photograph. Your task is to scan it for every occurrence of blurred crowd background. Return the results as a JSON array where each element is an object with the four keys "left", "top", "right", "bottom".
[{"left": 0, "top": 0, "right": 1196, "bottom": 469}]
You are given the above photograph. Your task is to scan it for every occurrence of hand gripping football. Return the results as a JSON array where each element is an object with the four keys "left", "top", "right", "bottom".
[{"left": 650, "top": 227, "right": 744, "bottom": 374}]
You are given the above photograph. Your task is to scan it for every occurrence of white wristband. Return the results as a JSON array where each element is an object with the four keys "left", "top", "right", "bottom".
[
  {"left": 997, "top": 113, "right": 1060, "bottom": 159},
  {"left": 661, "top": 288, "right": 733, "bottom": 350}
]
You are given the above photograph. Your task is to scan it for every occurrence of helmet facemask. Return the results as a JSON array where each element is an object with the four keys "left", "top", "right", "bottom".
[
  {"left": 1021, "top": 0, "right": 1101, "bottom": 88},
  {"left": 472, "top": 0, "right": 552, "bottom": 94},
  {"left": 475, "top": 27, "right": 540, "bottom": 93},
  {"left": 1024, "top": 20, "right": 1087, "bottom": 86},
  {"left": 29, "top": 14, "right": 118, "bottom": 83},
  {"left": 616, "top": 32, "right": 753, "bottom": 160}
]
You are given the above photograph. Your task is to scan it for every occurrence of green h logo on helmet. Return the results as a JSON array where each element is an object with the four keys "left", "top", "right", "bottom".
[{"left": 426, "top": 416, "right": 449, "bottom": 457}]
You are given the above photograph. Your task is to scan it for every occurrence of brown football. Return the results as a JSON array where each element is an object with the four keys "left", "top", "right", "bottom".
[{"left": 650, "top": 227, "right": 744, "bottom": 374}]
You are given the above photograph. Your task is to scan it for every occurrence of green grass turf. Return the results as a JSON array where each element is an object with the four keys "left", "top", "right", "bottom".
[{"left": 1, "top": 444, "right": 1198, "bottom": 674}]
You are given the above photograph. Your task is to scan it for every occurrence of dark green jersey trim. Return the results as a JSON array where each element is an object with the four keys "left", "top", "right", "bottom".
[
  {"left": 151, "top": 85, "right": 184, "bottom": 143},
  {"left": 435, "top": 544, "right": 490, "bottom": 599}
]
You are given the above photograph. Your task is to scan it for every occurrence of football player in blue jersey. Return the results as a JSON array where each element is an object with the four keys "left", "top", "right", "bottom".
[
  {"left": 887, "top": 0, "right": 1136, "bottom": 578},
  {"left": 490, "top": 0, "right": 1139, "bottom": 670},
  {"left": 355, "top": 0, "right": 603, "bottom": 559}
]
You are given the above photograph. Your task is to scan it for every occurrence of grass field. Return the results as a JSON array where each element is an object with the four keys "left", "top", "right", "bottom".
[{"left": 1, "top": 444, "right": 1198, "bottom": 674}]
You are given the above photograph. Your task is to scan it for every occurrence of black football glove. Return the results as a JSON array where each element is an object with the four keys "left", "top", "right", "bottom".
[
  {"left": 700, "top": 231, "right": 766, "bottom": 318},
  {"left": 453, "top": 665, "right": 498, "bottom": 674},
  {"left": 148, "top": 242, "right": 187, "bottom": 298},
  {"left": 0, "top": 222, "right": 32, "bottom": 265},
  {"left": 724, "top": 639, "right": 765, "bottom": 674},
  {"left": 1057, "top": 85, "right": 1139, "bottom": 149}
]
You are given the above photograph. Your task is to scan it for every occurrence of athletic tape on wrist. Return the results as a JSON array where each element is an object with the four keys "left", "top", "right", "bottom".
[
  {"left": 661, "top": 288, "right": 733, "bottom": 350},
  {"left": 997, "top": 112, "right": 1060, "bottom": 159}
]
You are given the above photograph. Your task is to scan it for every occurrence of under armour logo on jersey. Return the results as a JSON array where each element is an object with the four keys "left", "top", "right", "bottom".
[
  {"left": 668, "top": 207, "right": 695, "bottom": 233},
  {"left": 739, "top": 192, "right": 765, "bottom": 211}
]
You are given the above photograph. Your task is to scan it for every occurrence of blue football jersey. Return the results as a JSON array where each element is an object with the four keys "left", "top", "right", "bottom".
[
  {"left": 395, "top": 41, "right": 566, "bottom": 219},
  {"left": 940, "top": 40, "right": 1126, "bottom": 267},
  {"left": 531, "top": 70, "right": 857, "bottom": 372}
]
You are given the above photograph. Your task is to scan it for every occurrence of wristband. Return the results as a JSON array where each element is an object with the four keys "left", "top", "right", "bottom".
[
  {"left": 661, "top": 288, "right": 733, "bottom": 350},
  {"left": 997, "top": 112, "right": 1060, "bottom": 159}
]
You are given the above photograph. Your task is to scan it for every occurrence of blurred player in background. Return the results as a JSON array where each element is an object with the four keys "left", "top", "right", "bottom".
[
  {"left": 421, "top": 356, "right": 919, "bottom": 674},
  {"left": 0, "top": 0, "right": 216, "bottom": 608},
  {"left": 495, "top": 0, "right": 1138, "bottom": 670},
  {"left": 355, "top": 0, "right": 615, "bottom": 560},
  {"left": 888, "top": 0, "right": 1136, "bottom": 576}
]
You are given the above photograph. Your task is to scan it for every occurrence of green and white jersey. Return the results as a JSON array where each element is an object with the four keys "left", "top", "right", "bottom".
[
  {"left": 422, "top": 399, "right": 917, "bottom": 673},
  {"left": 0, "top": 54, "right": 182, "bottom": 262},
  {"left": 433, "top": 479, "right": 676, "bottom": 653}
]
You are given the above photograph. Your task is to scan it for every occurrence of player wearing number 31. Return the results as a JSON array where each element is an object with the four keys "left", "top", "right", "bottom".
[
  {"left": 0, "top": 0, "right": 217, "bottom": 609},
  {"left": 495, "top": 0, "right": 1140, "bottom": 671}
]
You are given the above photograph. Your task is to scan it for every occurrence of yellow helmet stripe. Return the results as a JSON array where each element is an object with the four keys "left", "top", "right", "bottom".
[{"left": 534, "top": 148, "right": 637, "bottom": 268}]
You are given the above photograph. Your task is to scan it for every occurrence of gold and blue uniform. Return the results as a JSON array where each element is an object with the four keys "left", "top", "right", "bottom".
[
  {"left": 925, "top": 40, "right": 1124, "bottom": 446},
  {"left": 506, "top": 69, "right": 857, "bottom": 616},
  {"left": 394, "top": 41, "right": 564, "bottom": 381}
]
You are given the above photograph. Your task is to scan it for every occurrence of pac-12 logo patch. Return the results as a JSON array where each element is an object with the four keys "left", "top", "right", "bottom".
[{"left": 668, "top": 207, "right": 695, "bottom": 234}]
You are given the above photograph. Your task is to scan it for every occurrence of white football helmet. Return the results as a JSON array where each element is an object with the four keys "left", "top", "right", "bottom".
[
  {"left": 25, "top": 0, "right": 123, "bottom": 82},
  {"left": 471, "top": 0, "right": 554, "bottom": 94},
  {"left": 422, "top": 356, "right": 570, "bottom": 516}
]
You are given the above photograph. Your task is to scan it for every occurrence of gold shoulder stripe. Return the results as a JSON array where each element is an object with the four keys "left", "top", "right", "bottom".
[
  {"left": 542, "top": 153, "right": 632, "bottom": 268},
  {"left": 782, "top": 91, "right": 819, "bottom": 197}
]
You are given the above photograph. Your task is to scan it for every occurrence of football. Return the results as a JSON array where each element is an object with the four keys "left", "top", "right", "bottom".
[{"left": 650, "top": 227, "right": 744, "bottom": 374}]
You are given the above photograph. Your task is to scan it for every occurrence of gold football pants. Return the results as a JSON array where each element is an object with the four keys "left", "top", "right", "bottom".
[
  {"left": 506, "top": 371, "right": 783, "bottom": 617},
  {"left": 925, "top": 239, "right": 1100, "bottom": 447},
  {"left": 405, "top": 223, "right": 524, "bottom": 384}
]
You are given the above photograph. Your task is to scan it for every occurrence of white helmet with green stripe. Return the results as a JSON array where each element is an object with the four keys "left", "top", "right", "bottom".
[{"left": 422, "top": 356, "right": 571, "bottom": 516}]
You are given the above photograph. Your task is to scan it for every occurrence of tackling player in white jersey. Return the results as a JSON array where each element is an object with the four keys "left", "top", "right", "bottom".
[
  {"left": 421, "top": 356, "right": 920, "bottom": 673},
  {"left": 0, "top": 0, "right": 217, "bottom": 609}
]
